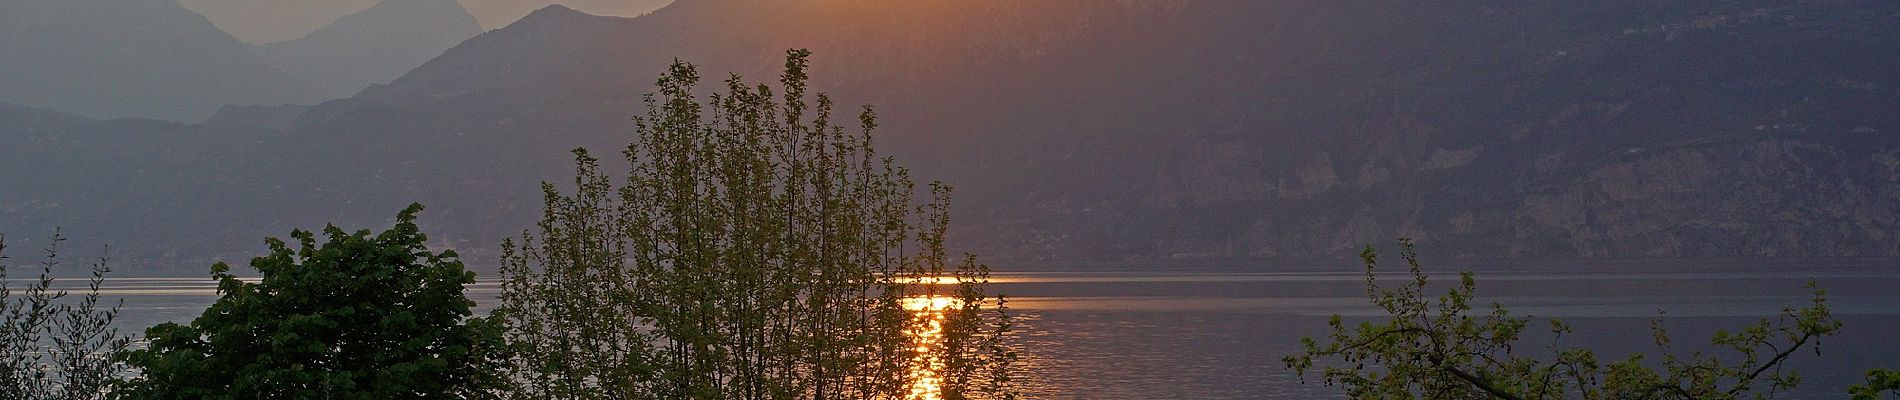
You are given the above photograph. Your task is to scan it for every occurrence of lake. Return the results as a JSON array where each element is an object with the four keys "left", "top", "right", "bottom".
[{"left": 74, "top": 262, "right": 1900, "bottom": 399}]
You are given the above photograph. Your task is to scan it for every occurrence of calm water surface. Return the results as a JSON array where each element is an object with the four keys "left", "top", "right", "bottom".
[{"left": 77, "top": 265, "right": 1900, "bottom": 399}]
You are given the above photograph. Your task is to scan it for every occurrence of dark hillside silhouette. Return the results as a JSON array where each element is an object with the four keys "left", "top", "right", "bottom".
[{"left": 3, "top": 1, "right": 1899, "bottom": 269}]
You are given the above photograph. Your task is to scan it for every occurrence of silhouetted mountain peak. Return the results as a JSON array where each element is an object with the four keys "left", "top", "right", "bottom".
[
  {"left": 517, "top": 4, "right": 592, "bottom": 24},
  {"left": 379, "top": 0, "right": 465, "bottom": 10},
  {"left": 499, "top": 3, "right": 650, "bottom": 33},
  {"left": 360, "top": 1, "right": 638, "bottom": 104},
  {"left": 343, "top": 0, "right": 471, "bottom": 22},
  {"left": 253, "top": 0, "right": 481, "bottom": 99},
  {"left": 0, "top": 0, "right": 319, "bottom": 121}
]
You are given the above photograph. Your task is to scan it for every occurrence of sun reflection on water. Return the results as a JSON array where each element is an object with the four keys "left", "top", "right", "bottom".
[{"left": 902, "top": 295, "right": 961, "bottom": 400}]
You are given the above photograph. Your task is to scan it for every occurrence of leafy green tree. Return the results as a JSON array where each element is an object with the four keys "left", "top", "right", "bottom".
[
  {"left": 496, "top": 49, "right": 1018, "bottom": 400},
  {"left": 1852, "top": 369, "right": 1900, "bottom": 400},
  {"left": 117, "top": 204, "right": 506, "bottom": 400},
  {"left": 1287, "top": 239, "right": 1843, "bottom": 400},
  {"left": 0, "top": 232, "right": 131, "bottom": 400}
]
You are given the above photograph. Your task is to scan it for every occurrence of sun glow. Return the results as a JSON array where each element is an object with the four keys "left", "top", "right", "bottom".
[
  {"left": 903, "top": 276, "right": 964, "bottom": 286},
  {"left": 903, "top": 295, "right": 963, "bottom": 400}
]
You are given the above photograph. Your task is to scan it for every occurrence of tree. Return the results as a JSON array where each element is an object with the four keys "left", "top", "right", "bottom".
[
  {"left": 0, "top": 232, "right": 131, "bottom": 400},
  {"left": 1286, "top": 239, "right": 1843, "bottom": 400},
  {"left": 117, "top": 204, "right": 506, "bottom": 400},
  {"left": 496, "top": 49, "right": 1018, "bottom": 400},
  {"left": 1852, "top": 369, "right": 1900, "bottom": 400}
]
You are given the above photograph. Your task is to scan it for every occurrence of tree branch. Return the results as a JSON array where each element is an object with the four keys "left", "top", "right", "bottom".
[
  {"left": 1726, "top": 331, "right": 1815, "bottom": 396},
  {"left": 1328, "top": 327, "right": 1430, "bottom": 354},
  {"left": 1442, "top": 366, "right": 1526, "bottom": 400}
]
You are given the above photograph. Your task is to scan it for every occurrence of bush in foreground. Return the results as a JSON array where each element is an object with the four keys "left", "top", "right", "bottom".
[{"left": 118, "top": 205, "right": 505, "bottom": 399}]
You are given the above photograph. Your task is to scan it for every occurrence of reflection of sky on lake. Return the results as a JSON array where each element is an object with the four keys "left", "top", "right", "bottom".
[{"left": 36, "top": 265, "right": 1900, "bottom": 399}]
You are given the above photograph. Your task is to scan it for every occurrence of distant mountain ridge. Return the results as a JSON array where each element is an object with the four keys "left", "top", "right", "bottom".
[
  {"left": 3, "top": 1, "right": 1898, "bottom": 271},
  {"left": 0, "top": 0, "right": 321, "bottom": 121},
  {"left": 255, "top": 0, "right": 484, "bottom": 99},
  {"left": 456, "top": 0, "right": 671, "bottom": 29}
]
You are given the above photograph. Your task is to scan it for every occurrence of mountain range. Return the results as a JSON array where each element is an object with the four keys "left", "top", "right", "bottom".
[
  {"left": 3, "top": 0, "right": 1898, "bottom": 271},
  {"left": 176, "top": 0, "right": 383, "bottom": 44},
  {"left": 0, "top": 0, "right": 482, "bottom": 121},
  {"left": 254, "top": 0, "right": 484, "bottom": 100},
  {"left": 0, "top": 0, "right": 318, "bottom": 121}
]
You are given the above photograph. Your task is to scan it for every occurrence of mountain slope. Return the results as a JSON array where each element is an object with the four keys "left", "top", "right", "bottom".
[
  {"left": 457, "top": 0, "right": 671, "bottom": 29},
  {"left": 176, "top": 0, "right": 382, "bottom": 44},
  {"left": 4, "top": 1, "right": 1899, "bottom": 269},
  {"left": 0, "top": 0, "right": 320, "bottom": 121},
  {"left": 254, "top": 0, "right": 484, "bottom": 99},
  {"left": 347, "top": 0, "right": 1900, "bottom": 262}
]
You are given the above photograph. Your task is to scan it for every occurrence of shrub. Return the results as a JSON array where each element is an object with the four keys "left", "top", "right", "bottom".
[
  {"left": 117, "top": 205, "right": 505, "bottom": 399},
  {"left": 1287, "top": 239, "right": 1843, "bottom": 400}
]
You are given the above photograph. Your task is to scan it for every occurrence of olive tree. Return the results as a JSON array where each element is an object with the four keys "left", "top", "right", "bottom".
[{"left": 0, "top": 232, "right": 130, "bottom": 400}]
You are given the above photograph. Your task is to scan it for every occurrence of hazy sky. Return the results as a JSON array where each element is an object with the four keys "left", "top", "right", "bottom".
[{"left": 179, "top": 0, "right": 673, "bottom": 44}]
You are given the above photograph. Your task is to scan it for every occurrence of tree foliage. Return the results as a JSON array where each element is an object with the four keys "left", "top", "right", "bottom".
[
  {"left": 1286, "top": 239, "right": 1844, "bottom": 400},
  {"left": 495, "top": 49, "right": 1018, "bottom": 400},
  {"left": 117, "top": 204, "right": 506, "bottom": 400},
  {"left": 1852, "top": 369, "right": 1900, "bottom": 400},
  {"left": 0, "top": 232, "right": 131, "bottom": 400}
]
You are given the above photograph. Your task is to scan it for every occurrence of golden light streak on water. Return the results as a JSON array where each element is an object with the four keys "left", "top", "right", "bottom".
[
  {"left": 903, "top": 295, "right": 962, "bottom": 400},
  {"left": 903, "top": 276, "right": 963, "bottom": 285}
]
